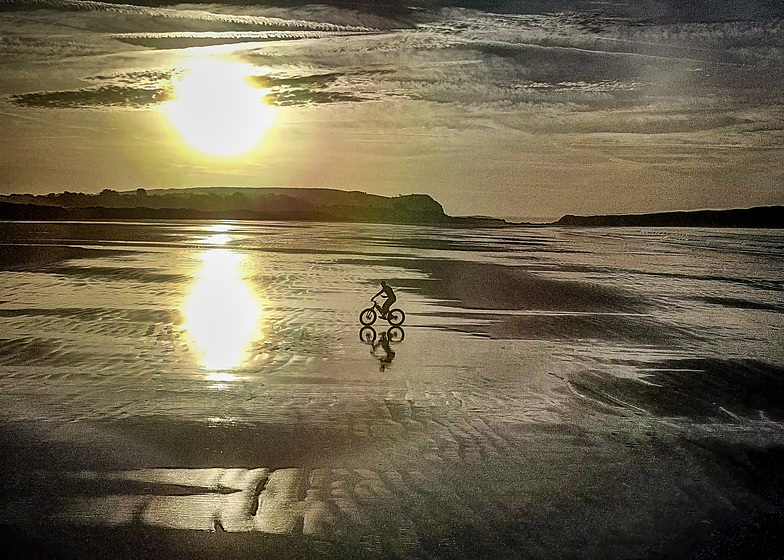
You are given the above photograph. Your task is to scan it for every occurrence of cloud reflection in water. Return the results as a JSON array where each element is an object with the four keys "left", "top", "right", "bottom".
[{"left": 183, "top": 244, "right": 261, "bottom": 373}]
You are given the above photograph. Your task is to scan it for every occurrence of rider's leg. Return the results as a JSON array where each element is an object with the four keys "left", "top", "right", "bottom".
[{"left": 381, "top": 298, "right": 395, "bottom": 318}]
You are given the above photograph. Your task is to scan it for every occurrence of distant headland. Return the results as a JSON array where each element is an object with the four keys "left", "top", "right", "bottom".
[
  {"left": 552, "top": 206, "right": 783, "bottom": 228},
  {"left": 0, "top": 187, "right": 507, "bottom": 227},
  {"left": 0, "top": 188, "right": 781, "bottom": 228}
]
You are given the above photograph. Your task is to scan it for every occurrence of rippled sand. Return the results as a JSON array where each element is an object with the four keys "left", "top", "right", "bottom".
[{"left": 1, "top": 221, "right": 783, "bottom": 558}]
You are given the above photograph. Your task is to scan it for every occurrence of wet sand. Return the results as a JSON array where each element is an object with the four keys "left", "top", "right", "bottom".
[{"left": 0, "top": 221, "right": 783, "bottom": 558}]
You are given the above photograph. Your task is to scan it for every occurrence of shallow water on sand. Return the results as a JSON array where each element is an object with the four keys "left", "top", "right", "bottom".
[{"left": 0, "top": 221, "right": 783, "bottom": 558}]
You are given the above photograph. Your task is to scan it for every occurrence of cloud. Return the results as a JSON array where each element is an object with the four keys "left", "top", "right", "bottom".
[
  {"left": 8, "top": 69, "right": 376, "bottom": 108},
  {"left": 9, "top": 85, "right": 166, "bottom": 108},
  {"left": 415, "top": 0, "right": 784, "bottom": 22},
  {"left": 109, "top": 30, "right": 363, "bottom": 49},
  {"left": 2, "top": 0, "right": 377, "bottom": 32},
  {"left": 0, "top": 31, "right": 115, "bottom": 61},
  {"left": 0, "top": 0, "right": 395, "bottom": 65},
  {"left": 4, "top": 4, "right": 782, "bottom": 125}
]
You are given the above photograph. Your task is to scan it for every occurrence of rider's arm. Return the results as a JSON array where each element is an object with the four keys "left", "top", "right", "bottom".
[{"left": 373, "top": 289, "right": 385, "bottom": 299}]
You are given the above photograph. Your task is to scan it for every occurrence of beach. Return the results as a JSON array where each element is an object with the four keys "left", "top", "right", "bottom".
[{"left": 1, "top": 220, "right": 783, "bottom": 558}]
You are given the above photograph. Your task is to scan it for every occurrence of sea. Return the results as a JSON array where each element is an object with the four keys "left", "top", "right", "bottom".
[{"left": 0, "top": 220, "right": 783, "bottom": 558}]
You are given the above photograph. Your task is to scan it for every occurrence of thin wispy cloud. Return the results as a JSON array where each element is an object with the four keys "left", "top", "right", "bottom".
[{"left": 2, "top": 0, "right": 378, "bottom": 32}]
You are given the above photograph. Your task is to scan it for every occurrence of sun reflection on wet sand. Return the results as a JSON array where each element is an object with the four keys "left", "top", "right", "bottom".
[
  {"left": 183, "top": 244, "right": 261, "bottom": 372},
  {"left": 203, "top": 233, "right": 232, "bottom": 245},
  {"left": 208, "top": 224, "right": 233, "bottom": 233}
]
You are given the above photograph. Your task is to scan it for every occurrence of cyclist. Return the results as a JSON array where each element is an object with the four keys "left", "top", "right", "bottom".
[{"left": 373, "top": 280, "right": 396, "bottom": 319}]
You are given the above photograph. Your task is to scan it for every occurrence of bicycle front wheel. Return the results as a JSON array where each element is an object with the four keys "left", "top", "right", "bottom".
[
  {"left": 387, "top": 309, "right": 405, "bottom": 326},
  {"left": 360, "top": 308, "right": 377, "bottom": 326},
  {"left": 388, "top": 326, "right": 405, "bottom": 343}
]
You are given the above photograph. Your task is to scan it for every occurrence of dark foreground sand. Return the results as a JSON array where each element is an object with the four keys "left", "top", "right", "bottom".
[
  {"left": 1, "top": 221, "right": 783, "bottom": 558},
  {"left": 3, "top": 397, "right": 784, "bottom": 559}
]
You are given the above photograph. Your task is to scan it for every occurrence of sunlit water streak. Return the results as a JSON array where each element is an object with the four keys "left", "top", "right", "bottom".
[{"left": 182, "top": 246, "right": 262, "bottom": 372}]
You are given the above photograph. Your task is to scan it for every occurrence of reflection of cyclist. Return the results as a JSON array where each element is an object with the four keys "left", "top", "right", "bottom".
[
  {"left": 371, "top": 331, "right": 395, "bottom": 371},
  {"left": 373, "top": 281, "right": 396, "bottom": 319}
]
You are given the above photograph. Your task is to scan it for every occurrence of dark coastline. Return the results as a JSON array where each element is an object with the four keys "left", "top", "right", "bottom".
[
  {"left": 0, "top": 189, "right": 782, "bottom": 228},
  {"left": 0, "top": 188, "right": 509, "bottom": 228},
  {"left": 0, "top": 201, "right": 510, "bottom": 228},
  {"left": 553, "top": 205, "right": 784, "bottom": 229}
]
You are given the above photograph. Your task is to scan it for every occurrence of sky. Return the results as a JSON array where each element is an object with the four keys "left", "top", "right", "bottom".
[{"left": 0, "top": 0, "right": 782, "bottom": 220}]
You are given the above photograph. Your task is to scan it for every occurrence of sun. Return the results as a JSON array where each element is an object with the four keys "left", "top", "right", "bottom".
[{"left": 166, "top": 59, "right": 274, "bottom": 156}]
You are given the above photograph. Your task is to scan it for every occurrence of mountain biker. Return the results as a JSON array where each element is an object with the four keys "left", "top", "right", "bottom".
[{"left": 373, "top": 280, "right": 396, "bottom": 319}]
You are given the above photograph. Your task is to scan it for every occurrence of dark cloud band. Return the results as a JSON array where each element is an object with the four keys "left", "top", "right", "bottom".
[{"left": 8, "top": 71, "right": 371, "bottom": 108}]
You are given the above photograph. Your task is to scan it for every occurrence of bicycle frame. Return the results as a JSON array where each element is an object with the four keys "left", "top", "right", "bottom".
[{"left": 371, "top": 297, "right": 388, "bottom": 316}]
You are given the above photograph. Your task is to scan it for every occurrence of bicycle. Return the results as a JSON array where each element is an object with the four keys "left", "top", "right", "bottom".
[{"left": 359, "top": 296, "right": 405, "bottom": 326}]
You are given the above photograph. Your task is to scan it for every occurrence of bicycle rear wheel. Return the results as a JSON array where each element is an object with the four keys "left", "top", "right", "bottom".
[
  {"left": 360, "top": 307, "right": 377, "bottom": 326},
  {"left": 360, "top": 326, "right": 377, "bottom": 343},
  {"left": 387, "top": 308, "right": 405, "bottom": 326}
]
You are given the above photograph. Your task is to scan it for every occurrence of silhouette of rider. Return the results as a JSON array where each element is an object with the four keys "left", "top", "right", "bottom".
[{"left": 373, "top": 280, "right": 396, "bottom": 319}]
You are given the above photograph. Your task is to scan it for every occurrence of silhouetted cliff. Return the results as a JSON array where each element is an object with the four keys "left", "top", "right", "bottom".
[{"left": 0, "top": 187, "right": 509, "bottom": 227}]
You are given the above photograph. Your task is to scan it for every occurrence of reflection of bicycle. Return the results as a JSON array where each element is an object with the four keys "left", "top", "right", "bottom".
[
  {"left": 360, "top": 325, "right": 405, "bottom": 344},
  {"left": 360, "top": 297, "right": 405, "bottom": 326},
  {"left": 360, "top": 326, "right": 404, "bottom": 372}
]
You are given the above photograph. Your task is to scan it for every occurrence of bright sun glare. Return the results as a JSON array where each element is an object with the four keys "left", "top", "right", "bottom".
[
  {"left": 183, "top": 246, "right": 262, "bottom": 371},
  {"left": 167, "top": 59, "right": 274, "bottom": 156}
]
